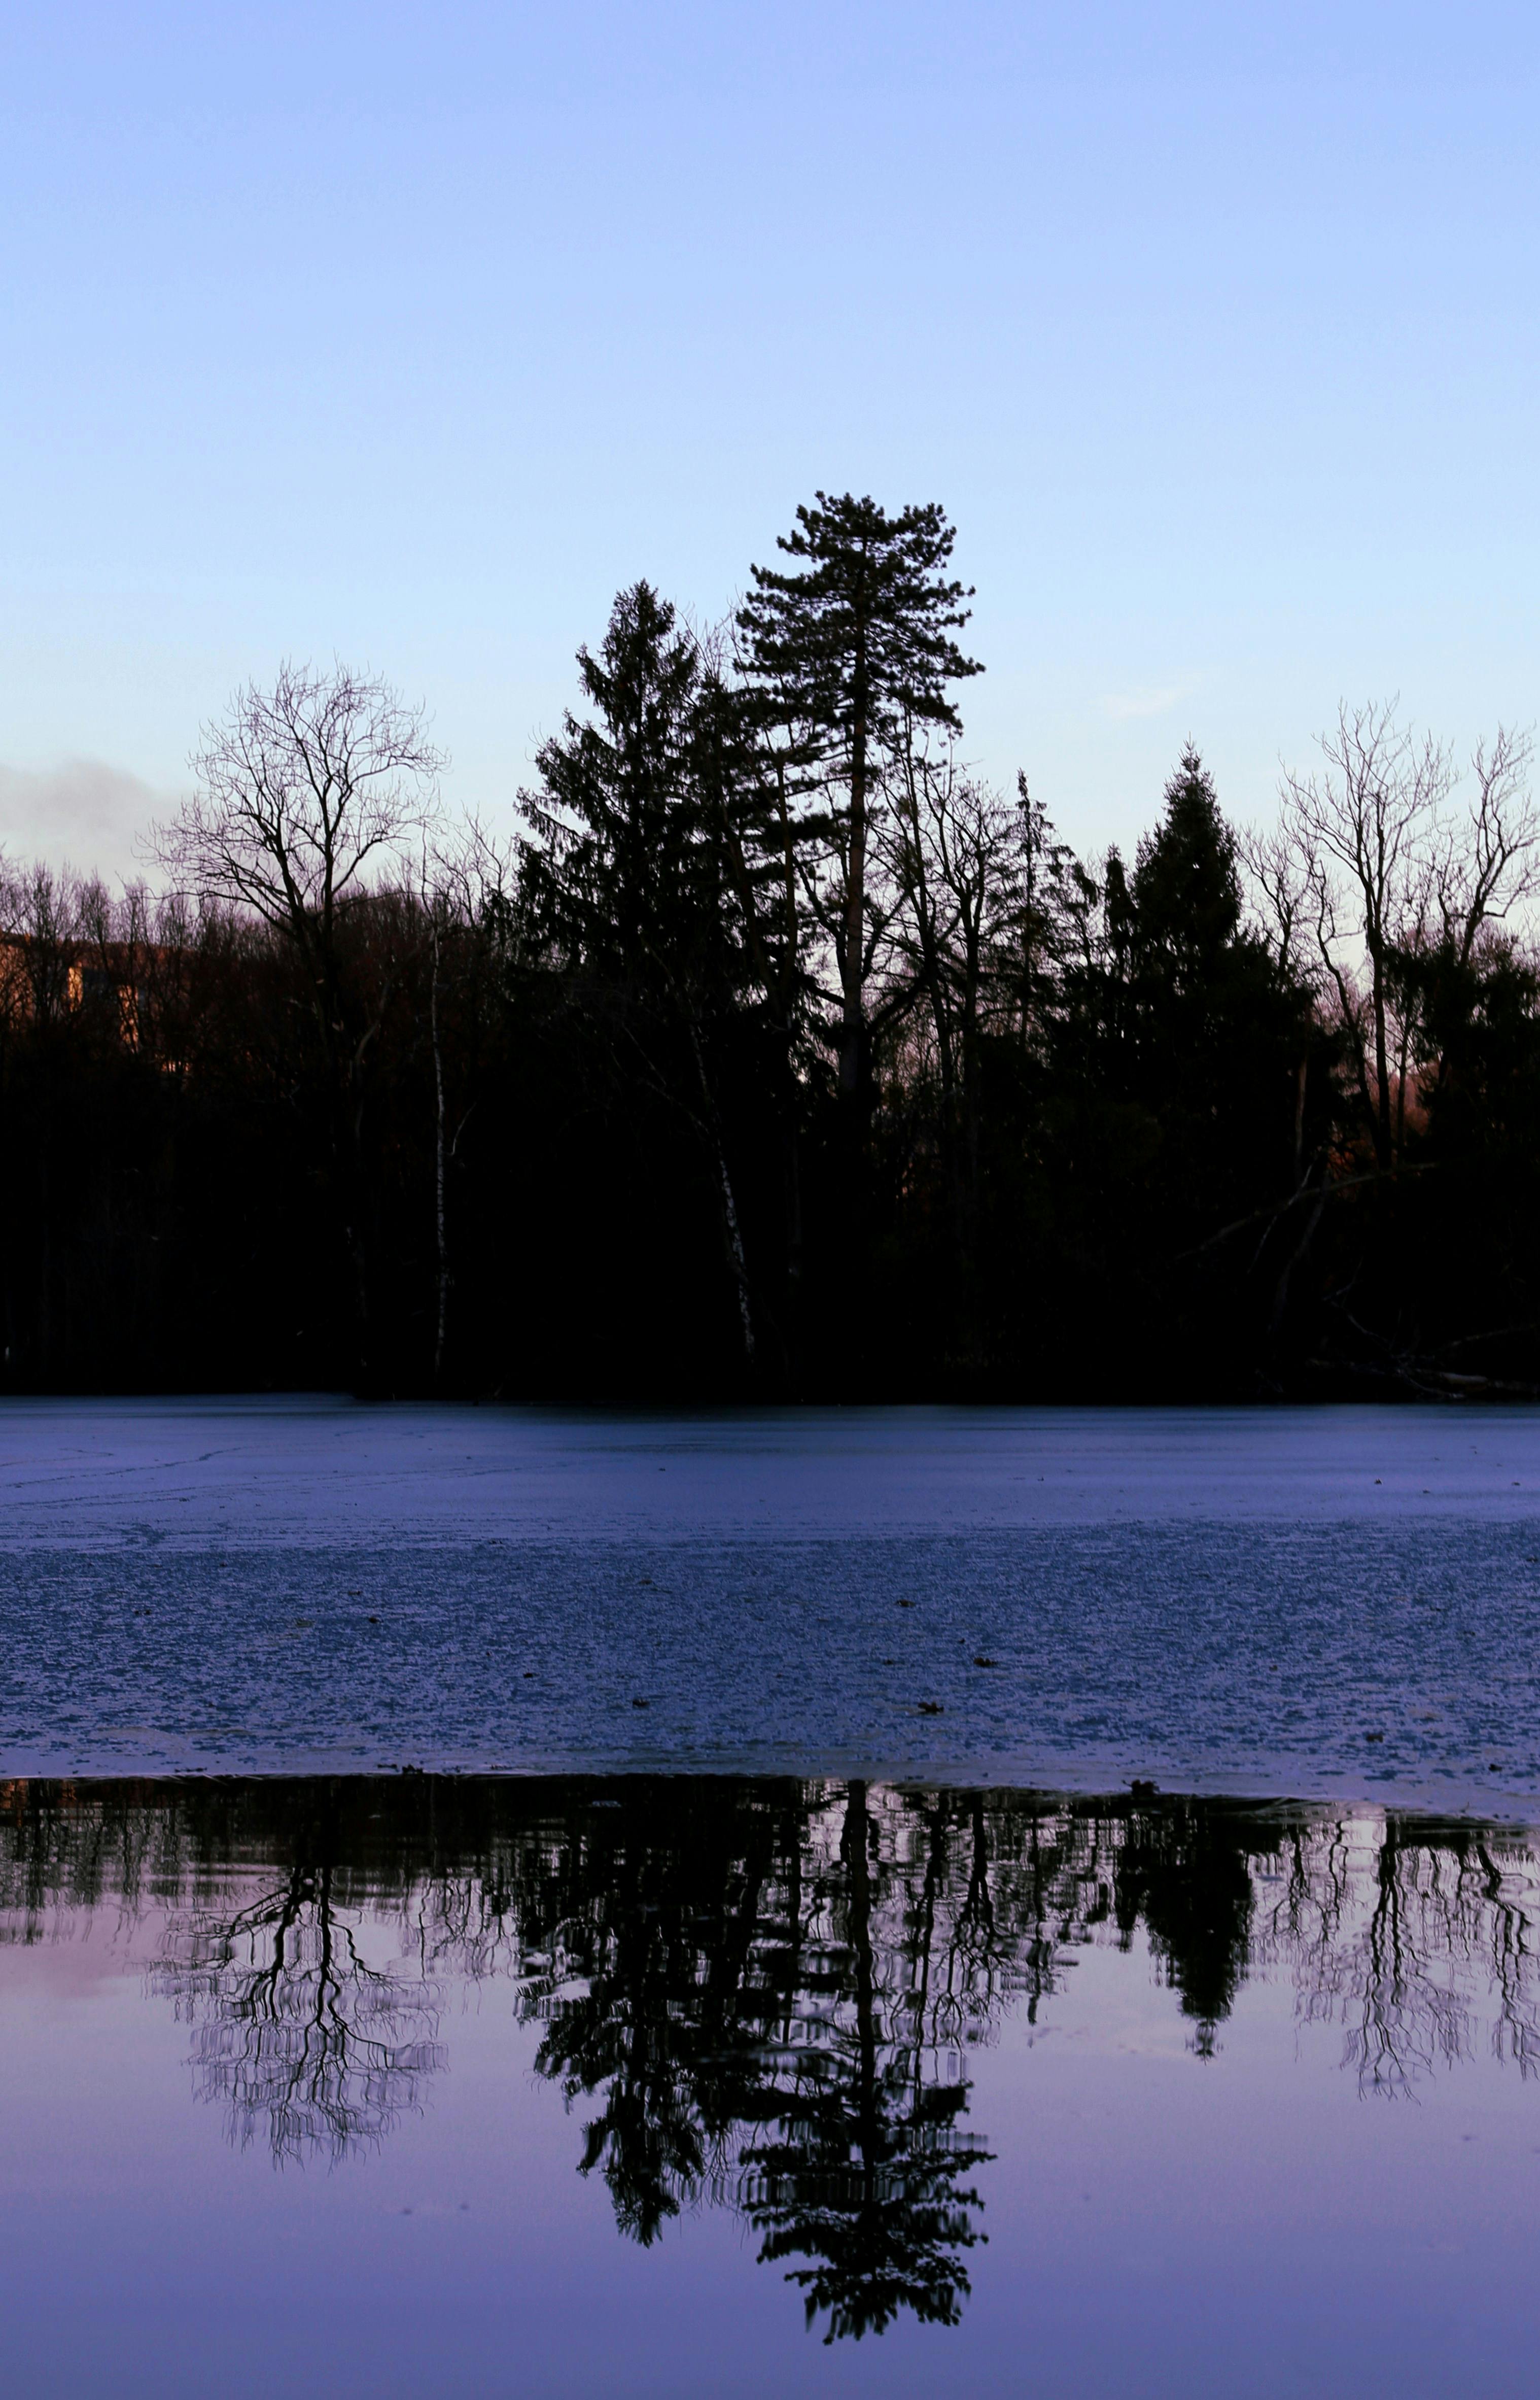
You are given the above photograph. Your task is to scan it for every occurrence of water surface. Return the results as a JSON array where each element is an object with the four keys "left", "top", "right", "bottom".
[{"left": 2, "top": 1774, "right": 1538, "bottom": 2398}]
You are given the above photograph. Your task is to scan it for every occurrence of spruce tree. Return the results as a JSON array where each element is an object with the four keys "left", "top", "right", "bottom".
[
  {"left": 521, "top": 579, "right": 705, "bottom": 978},
  {"left": 1130, "top": 744, "right": 1243, "bottom": 985},
  {"left": 1127, "top": 747, "right": 1313, "bottom": 1337},
  {"left": 736, "top": 493, "right": 982, "bottom": 1098},
  {"left": 520, "top": 582, "right": 763, "bottom": 1369}
]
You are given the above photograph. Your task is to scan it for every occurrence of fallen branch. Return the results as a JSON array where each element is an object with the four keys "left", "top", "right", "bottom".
[{"left": 1177, "top": 1160, "right": 1439, "bottom": 1263}]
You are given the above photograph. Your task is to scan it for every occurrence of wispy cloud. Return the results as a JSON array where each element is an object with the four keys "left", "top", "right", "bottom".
[
  {"left": 1100, "top": 683, "right": 1191, "bottom": 723},
  {"left": 0, "top": 758, "right": 169, "bottom": 880}
]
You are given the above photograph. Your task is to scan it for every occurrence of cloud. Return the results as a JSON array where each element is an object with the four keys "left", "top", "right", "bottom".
[
  {"left": 1100, "top": 684, "right": 1191, "bottom": 723},
  {"left": 0, "top": 758, "right": 168, "bottom": 881}
]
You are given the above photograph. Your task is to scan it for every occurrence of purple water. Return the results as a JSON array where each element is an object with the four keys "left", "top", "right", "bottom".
[{"left": 0, "top": 1775, "right": 1536, "bottom": 2399}]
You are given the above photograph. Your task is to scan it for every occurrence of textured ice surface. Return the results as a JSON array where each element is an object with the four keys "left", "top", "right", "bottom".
[{"left": 3, "top": 1396, "right": 1540, "bottom": 1803}]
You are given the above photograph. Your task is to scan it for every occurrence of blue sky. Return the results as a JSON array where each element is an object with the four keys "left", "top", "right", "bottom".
[{"left": 3, "top": 2, "right": 1538, "bottom": 876}]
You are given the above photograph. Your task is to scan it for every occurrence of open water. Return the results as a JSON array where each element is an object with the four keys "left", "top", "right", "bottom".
[{"left": 4, "top": 1399, "right": 1540, "bottom": 2394}]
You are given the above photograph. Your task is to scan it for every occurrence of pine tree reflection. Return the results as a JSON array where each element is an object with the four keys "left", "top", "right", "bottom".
[
  {"left": 508, "top": 1782, "right": 785, "bottom": 2243},
  {"left": 5, "top": 1776, "right": 1540, "bottom": 2329},
  {"left": 1111, "top": 1796, "right": 1265, "bottom": 2055},
  {"left": 737, "top": 1785, "right": 991, "bottom": 2341}
]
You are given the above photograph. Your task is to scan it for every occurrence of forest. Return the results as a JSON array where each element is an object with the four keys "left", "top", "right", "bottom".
[{"left": 4, "top": 490, "right": 1539, "bottom": 1402}]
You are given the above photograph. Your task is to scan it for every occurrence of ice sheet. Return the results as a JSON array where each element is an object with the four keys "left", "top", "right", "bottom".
[
  {"left": 3, "top": 1394, "right": 1538, "bottom": 1544},
  {"left": 2, "top": 1398, "right": 1538, "bottom": 1804}
]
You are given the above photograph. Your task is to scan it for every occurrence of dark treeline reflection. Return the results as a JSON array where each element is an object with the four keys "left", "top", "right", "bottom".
[{"left": 2, "top": 1776, "right": 1538, "bottom": 2336}]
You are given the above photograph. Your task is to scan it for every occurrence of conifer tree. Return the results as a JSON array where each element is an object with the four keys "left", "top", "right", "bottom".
[
  {"left": 736, "top": 494, "right": 982, "bottom": 1099},
  {"left": 1131, "top": 744, "right": 1243, "bottom": 985},
  {"left": 520, "top": 580, "right": 705, "bottom": 978},
  {"left": 520, "top": 582, "right": 762, "bottom": 1366}
]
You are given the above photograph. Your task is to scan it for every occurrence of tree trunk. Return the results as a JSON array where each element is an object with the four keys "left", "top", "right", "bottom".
[
  {"left": 1371, "top": 949, "right": 1392, "bottom": 1165},
  {"left": 714, "top": 1136, "right": 756, "bottom": 1369},
  {"left": 840, "top": 1781, "right": 880, "bottom": 2195},
  {"left": 686, "top": 1019, "right": 755, "bottom": 1371},
  {"left": 781, "top": 1109, "right": 803, "bottom": 1385},
  {"left": 431, "top": 923, "right": 450, "bottom": 1387},
  {"left": 839, "top": 628, "right": 869, "bottom": 1100}
]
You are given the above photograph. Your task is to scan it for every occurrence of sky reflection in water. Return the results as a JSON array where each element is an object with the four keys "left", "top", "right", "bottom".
[{"left": 3, "top": 1774, "right": 1540, "bottom": 2398}]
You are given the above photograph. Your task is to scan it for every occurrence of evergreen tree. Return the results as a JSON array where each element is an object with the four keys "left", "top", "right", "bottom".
[
  {"left": 1034, "top": 747, "right": 1317, "bottom": 1393},
  {"left": 1130, "top": 744, "right": 1242, "bottom": 981},
  {"left": 521, "top": 580, "right": 710, "bottom": 980},
  {"left": 519, "top": 583, "right": 764, "bottom": 1372},
  {"left": 736, "top": 494, "right": 982, "bottom": 1101},
  {"left": 1126, "top": 746, "right": 1309, "bottom": 1202}
]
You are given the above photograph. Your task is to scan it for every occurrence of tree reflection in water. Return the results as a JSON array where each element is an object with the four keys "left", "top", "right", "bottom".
[
  {"left": 2, "top": 1775, "right": 1539, "bottom": 2335},
  {"left": 152, "top": 1856, "right": 447, "bottom": 2166}
]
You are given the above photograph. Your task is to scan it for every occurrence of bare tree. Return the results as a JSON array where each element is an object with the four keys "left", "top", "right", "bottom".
[
  {"left": 1241, "top": 822, "right": 1312, "bottom": 983},
  {"left": 155, "top": 1864, "right": 446, "bottom": 2166},
  {"left": 158, "top": 660, "right": 442, "bottom": 1025},
  {"left": 1278, "top": 702, "right": 1453, "bottom": 1165},
  {"left": 155, "top": 662, "right": 444, "bottom": 1374},
  {"left": 881, "top": 742, "right": 1043, "bottom": 1247},
  {"left": 1277, "top": 704, "right": 1539, "bottom": 1169},
  {"left": 1432, "top": 724, "right": 1539, "bottom": 966}
]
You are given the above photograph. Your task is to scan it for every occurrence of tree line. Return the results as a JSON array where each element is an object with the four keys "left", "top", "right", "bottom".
[{"left": 5, "top": 489, "right": 1539, "bottom": 1399}]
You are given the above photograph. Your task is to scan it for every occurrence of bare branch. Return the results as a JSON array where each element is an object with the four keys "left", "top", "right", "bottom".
[{"left": 156, "top": 660, "right": 444, "bottom": 950}]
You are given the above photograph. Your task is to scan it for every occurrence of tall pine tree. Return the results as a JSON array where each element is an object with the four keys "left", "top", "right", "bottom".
[{"left": 736, "top": 493, "right": 982, "bottom": 1100}]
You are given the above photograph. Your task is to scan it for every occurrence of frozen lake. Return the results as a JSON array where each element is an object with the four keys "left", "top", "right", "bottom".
[
  {"left": 3, "top": 1397, "right": 1540, "bottom": 1803},
  {"left": 2, "top": 1773, "right": 1538, "bottom": 2400}
]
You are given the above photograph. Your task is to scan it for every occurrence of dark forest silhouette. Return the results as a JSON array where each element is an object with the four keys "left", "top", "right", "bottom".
[
  {"left": 2, "top": 1774, "right": 1537, "bottom": 2338},
  {"left": 5, "top": 494, "right": 1539, "bottom": 1399}
]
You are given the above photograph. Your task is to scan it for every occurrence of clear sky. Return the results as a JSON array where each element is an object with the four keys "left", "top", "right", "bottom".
[{"left": 3, "top": 2, "right": 1538, "bottom": 880}]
